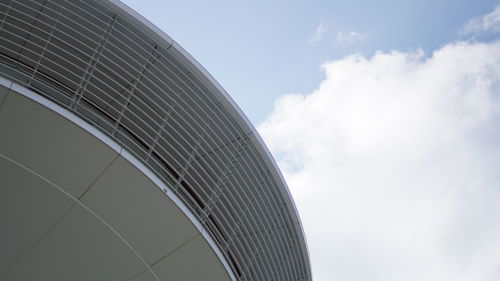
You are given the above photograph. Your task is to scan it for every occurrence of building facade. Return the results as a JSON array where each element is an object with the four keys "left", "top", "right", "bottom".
[{"left": 0, "top": 1, "right": 311, "bottom": 280}]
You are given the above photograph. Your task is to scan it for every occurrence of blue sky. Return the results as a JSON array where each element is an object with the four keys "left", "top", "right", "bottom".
[
  {"left": 122, "top": 1, "right": 500, "bottom": 281},
  {"left": 122, "top": 0, "right": 496, "bottom": 125}
]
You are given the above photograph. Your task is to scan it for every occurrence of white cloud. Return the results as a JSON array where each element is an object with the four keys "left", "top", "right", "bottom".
[
  {"left": 309, "top": 23, "right": 328, "bottom": 45},
  {"left": 336, "top": 31, "right": 368, "bottom": 45},
  {"left": 461, "top": 5, "right": 500, "bottom": 35},
  {"left": 259, "top": 40, "right": 500, "bottom": 281}
]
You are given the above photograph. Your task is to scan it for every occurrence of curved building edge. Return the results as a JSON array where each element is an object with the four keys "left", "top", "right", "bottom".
[
  {"left": 0, "top": 77, "right": 238, "bottom": 281},
  {"left": 0, "top": 0, "right": 311, "bottom": 279},
  {"left": 103, "top": 2, "right": 312, "bottom": 278}
]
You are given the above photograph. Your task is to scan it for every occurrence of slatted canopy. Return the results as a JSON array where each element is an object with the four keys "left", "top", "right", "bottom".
[{"left": 0, "top": 1, "right": 311, "bottom": 281}]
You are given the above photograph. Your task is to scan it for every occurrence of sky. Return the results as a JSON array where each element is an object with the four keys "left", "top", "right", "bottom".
[{"left": 121, "top": 1, "right": 500, "bottom": 281}]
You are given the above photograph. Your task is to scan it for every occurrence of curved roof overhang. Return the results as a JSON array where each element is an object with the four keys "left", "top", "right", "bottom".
[
  {"left": 102, "top": 2, "right": 311, "bottom": 271},
  {"left": 0, "top": 80, "right": 235, "bottom": 281},
  {"left": 0, "top": 1, "right": 311, "bottom": 280}
]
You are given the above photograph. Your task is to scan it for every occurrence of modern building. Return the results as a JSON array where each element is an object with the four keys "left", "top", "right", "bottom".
[{"left": 0, "top": 1, "right": 311, "bottom": 281}]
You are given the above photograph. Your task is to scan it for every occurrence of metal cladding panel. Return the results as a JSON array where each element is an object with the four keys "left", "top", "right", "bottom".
[
  {"left": 0, "top": 89, "right": 119, "bottom": 198},
  {"left": 0, "top": 1, "right": 311, "bottom": 281},
  {"left": 79, "top": 156, "right": 200, "bottom": 265},
  {"left": 2, "top": 204, "right": 146, "bottom": 281},
  {"left": 0, "top": 156, "right": 74, "bottom": 275}
]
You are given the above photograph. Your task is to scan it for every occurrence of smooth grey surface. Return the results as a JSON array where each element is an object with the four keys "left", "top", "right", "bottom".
[
  {"left": 0, "top": 93, "right": 118, "bottom": 198},
  {"left": 127, "top": 269, "right": 158, "bottom": 281},
  {"left": 0, "top": 155, "right": 74, "bottom": 276},
  {"left": 1, "top": 204, "right": 145, "bottom": 281},
  {"left": 0, "top": 85, "right": 8, "bottom": 109},
  {"left": 152, "top": 235, "right": 232, "bottom": 281},
  {"left": 81, "top": 156, "right": 199, "bottom": 265}
]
